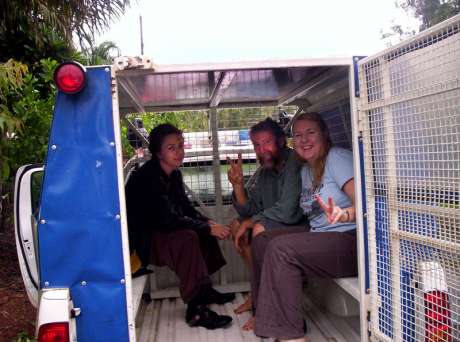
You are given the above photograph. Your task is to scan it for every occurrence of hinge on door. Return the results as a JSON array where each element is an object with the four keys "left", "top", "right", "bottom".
[
  {"left": 367, "top": 310, "right": 372, "bottom": 338},
  {"left": 357, "top": 116, "right": 364, "bottom": 135}
]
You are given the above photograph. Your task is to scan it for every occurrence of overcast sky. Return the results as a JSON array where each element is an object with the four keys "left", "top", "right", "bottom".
[{"left": 96, "top": 0, "right": 420, "bottom": 64}]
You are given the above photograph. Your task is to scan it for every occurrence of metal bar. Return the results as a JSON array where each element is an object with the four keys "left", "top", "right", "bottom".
[
  {"left": 124, "top": 118, "right": 149, "bottom": 146},
  {"left": 364, "top": 140, "right": 381, "bottom": 337},
  {"left": 371, "top": 329, "right": 394, "bottom": 342},
  {"left": 184, "top": 147, "right": 254, "bottom": 158},
  {"left": 358, "top": 78, "right": 460, "bottom": 112},
  {"left": 209, "top": 71, "right": 238, "bottom": 107},
  {"left": 349, "top": 60, "right": 372, "bottom": 342},
  {"left": 123, "top": 155, "right": 145, "bottom": 182},
  {"left": 282, "top": 106, "right": 303, "bottom": 134},
  {"left": 115, "top": 57, "right": 353, "bottom": 76},
  {"left": 139, "top": 15, "right": 144, "bottom": 55},
  {"left": 381, "top": 57, "right": 403, "bottom": 342},
  {"left": 208, "top": 71, "right": 216, "bottom": 101},
  {"left": 359, "top": 59, "right": 382, "bottom": 341},
  {"left": 396, "top": 202, "right": 460, "bottom": 219},
  {"left": 392, "top": 230, "right": 460, "bottom": 253},
  {"left": 110, "top": 67, "right": 136, "bottom": 342},
  {"left": 118, "top": 77, "right": 146, "bottom": 114},
  {"left": 208, "top": 108, "right": 227, "bottom": 286},
  {"left": 119, "top": 101, "right": 280, "bottom": 116}
]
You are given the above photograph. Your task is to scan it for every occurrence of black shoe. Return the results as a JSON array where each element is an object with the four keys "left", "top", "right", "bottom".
[
  {"left": 203, "top": 287, "right": 236, "bottom": 305},
  {"left": 186, "top": 306, "right": 232, "bottom": 330}
]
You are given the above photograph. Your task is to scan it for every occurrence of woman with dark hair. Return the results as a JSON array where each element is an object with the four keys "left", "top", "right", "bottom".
[
  {"left": 125, "top": 123, "right": 234, "bottom": 330},
  {"left": 251, "top": 113, "right": 357, "bottom": 342}
]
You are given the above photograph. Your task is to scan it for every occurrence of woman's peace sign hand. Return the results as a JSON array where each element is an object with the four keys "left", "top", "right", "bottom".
[{"left": 314, "top": 194, "right": 347, "bottom": 224}]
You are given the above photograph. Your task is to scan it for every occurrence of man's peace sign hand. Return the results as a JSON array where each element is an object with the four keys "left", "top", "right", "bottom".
[{"left": 227, "top": 153, "right": 244, "bottom": 187}]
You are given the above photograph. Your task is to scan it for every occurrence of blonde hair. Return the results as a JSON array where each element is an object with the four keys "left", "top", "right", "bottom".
[{"left": 292, "top": 112, "right": 332, "bottom": 189}]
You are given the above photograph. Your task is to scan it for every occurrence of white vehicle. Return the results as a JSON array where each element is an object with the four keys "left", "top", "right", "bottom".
[{"left": 15, "top": 14, "right": 460, "bottom": 342}]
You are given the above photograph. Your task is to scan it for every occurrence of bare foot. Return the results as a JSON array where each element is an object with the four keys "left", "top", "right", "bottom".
[
  {"left": 242, "top": 316, "right": 255, "bottom": 331},
  {"left": 234, "top": 295, "right": 252, "bottom": 314}
]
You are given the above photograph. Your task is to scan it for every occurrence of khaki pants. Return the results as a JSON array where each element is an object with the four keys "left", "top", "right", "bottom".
[{"left": 252, "top": 230, "right": 357, "bottom": 339}]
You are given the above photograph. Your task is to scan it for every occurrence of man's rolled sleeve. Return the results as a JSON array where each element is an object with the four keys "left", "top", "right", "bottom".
[{"left": 232, "top": 189, "right": 261, "bottom": 218}]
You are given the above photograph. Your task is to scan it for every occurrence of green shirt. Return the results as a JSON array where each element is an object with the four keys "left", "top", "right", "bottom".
[{"left": 233, "top": 148, "right": 304, "bottom": 225}]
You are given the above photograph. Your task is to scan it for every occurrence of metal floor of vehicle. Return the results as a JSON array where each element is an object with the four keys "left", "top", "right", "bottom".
[{"left": 135, "top": 292, "right": 360, "bottom": 342}]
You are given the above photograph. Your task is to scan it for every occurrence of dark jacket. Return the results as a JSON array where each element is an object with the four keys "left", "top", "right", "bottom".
[{"left": 125, "top": 159, "right": 210, "bottom": 265}]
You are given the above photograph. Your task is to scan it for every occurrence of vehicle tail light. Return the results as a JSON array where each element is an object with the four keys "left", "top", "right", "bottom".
[
  {"left": 53, "top": 62, "right": 86, "bottom": 94},
  {"left": 424, "top": 290, "right": 451, "bottom": 342},
  {"left": 38, "top": 322, "right": 69, "bottom": 342}
]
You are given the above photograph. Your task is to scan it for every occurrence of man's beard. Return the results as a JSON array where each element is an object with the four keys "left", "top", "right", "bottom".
[{"left": 258, "top": 151, "right": 281, "bottom": 169}]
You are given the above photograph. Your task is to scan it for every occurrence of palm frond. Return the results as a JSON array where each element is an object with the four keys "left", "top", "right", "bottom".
[{"left": 0, "top": 0, "right": 133, "bottom": 48}]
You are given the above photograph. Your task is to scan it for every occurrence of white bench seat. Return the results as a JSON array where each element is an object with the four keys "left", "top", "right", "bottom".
[
  {"left": 132, "top": 274, "right": 149, "bottom": 317},
  {"left": 333, "top": 277, "right": 360, "bottom": 300}
]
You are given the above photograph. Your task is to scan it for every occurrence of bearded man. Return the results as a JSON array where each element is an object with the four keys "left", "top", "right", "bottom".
[{"left": 228, "top": 117, "right": 305, "bottom": 330}]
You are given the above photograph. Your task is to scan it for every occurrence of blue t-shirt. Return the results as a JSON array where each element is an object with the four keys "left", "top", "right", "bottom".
[{"left": 299, "top": 147, "right": 356, "bottom": 232}]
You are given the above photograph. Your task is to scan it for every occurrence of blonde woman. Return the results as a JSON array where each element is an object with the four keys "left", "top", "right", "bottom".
[{"left": 252, "top": 113, "right": 358, "bottom": 342}]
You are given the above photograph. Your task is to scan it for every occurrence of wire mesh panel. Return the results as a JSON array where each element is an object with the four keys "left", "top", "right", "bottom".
[
  {"left": 217, "top": 106, "right": 283, "bottom": 206},
  {"left": 358, "top": 15, "right": 460, "bottom": 342}
]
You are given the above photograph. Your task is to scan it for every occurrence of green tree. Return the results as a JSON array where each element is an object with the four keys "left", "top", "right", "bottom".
[
  {"left": 0, "top": 1, "right": 132, "bottom": 226},
  {"left": 83, "top": 40, "right": 121, "bottom": 65},
  {"left": 402, "top": 0, "right": 460, "bottom": 30},
  {"left": 0, "top": 0, "right": 131, "bottom": 52},
  {"left": 0, "top": 60, "right": 28, "bottom": 182},
  {"left": 0, "top": 59, "right": 57, "bottom": 225},
  {"left": 383, "top": 0, "right": 459, "bottom": 45}
]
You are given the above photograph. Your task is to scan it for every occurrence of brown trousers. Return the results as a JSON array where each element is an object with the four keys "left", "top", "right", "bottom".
[
  {"left": 252, "top": 230, "right": 357, "bottom": 339},
  {"left": 150, "top": 229, "right": 226, "bottom": 303}
]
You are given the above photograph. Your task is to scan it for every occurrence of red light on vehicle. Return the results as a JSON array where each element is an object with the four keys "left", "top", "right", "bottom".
[
  {"left": 424, "top": 291, "right": 451, "bottom": 342},
  {"left": 54, "top": 62, "right": 86, "bottom": 94},
  {"left": 38, "top": 322, "right": 69, "bottom": 342}
]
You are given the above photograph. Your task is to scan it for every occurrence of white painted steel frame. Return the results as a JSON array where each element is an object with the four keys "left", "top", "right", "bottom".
[
  {"left": 117, "top": 57, "right": 352, "bottom": 76},
  {"left": 115, "top": 56, "right": 363, "bottom": 338},
  {"left": 349, "top": 59, "right": 372, "bottom": 342},
  {"left": 111, "top": 66, "right": 137, "bottom": 342}
]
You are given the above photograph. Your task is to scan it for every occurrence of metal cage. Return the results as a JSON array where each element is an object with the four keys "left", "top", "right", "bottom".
[{"left": 358, "top": 14, "right": 460, "bottom": 342}]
